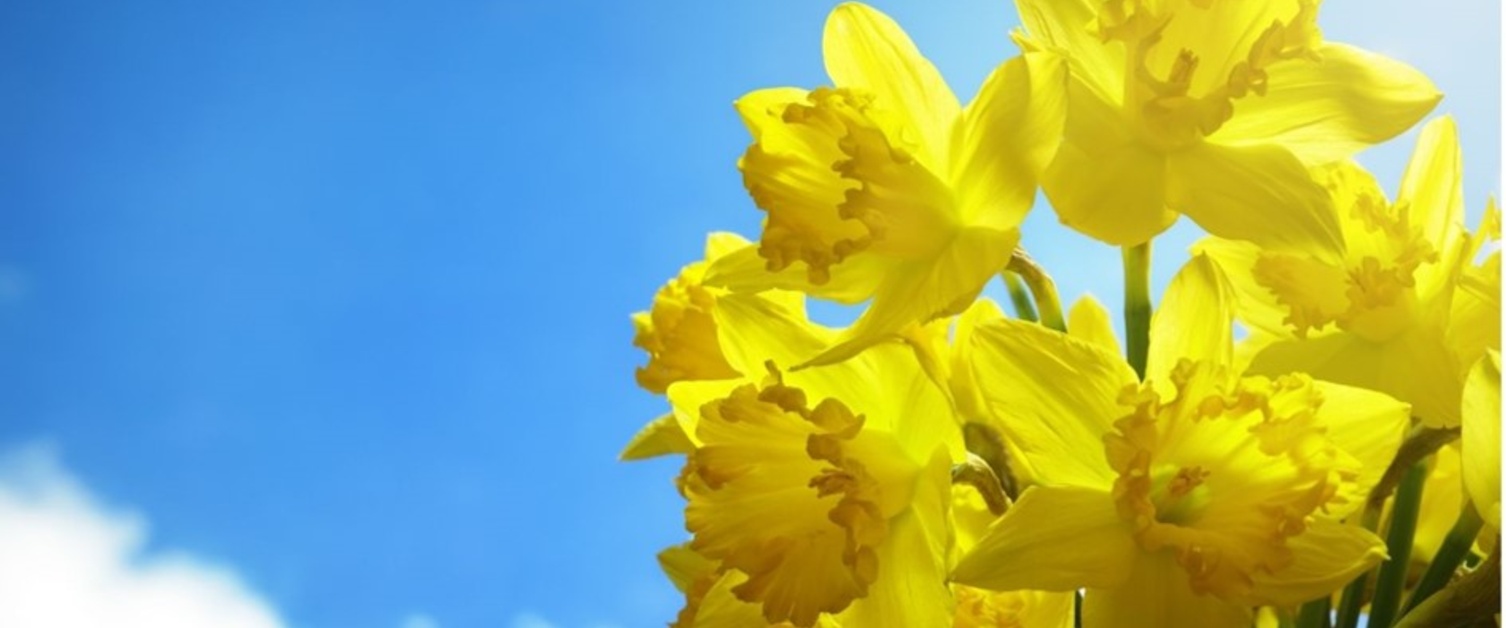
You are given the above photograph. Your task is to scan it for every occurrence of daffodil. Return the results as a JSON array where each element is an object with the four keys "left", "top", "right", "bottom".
[
  {"left": 622, "top": 233, "right": 809, "bottom": 461},
  {"left": 951, "top": 256, "right": 1411, "bottom": 627},
  {"left": 1014, "top": 0, "right": 1439, "bottom": 252},
  {"left": 665, "top": 279, "right": 965, "bottom": 627},
  {"left": 632, "top": 232, "right": 798, "bottom": 394},
  {"left": 706, "top": 2, "right": 1066, "bottom": 367},
  {"left": 1199, "top": 116, "right": 1500, "bottom": 427}
]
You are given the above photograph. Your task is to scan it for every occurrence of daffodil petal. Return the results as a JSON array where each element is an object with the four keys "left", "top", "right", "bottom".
[
  {"left": 620, "top": 413, "right": 695, "bottom": 461},
  {"left": 804, "top": 226, "right": 1017, "bottom": 368},
  {"left": 1450, "top": 251, "right": 1502, "bottom": 366},
  {"left": 951, "top": 51, "right": 1066, "bottom": 228},
  {"left": 1013, "top": 0, "right": 1123, "bottom": 104},
  {"left": 968, "top": 319, "right": 1135, "bottom": 489},
  {"left": 1082, "top": 553, "right": 1252, "bottom": 628},
  {"left": 657, "top": 544, "right": 717, "bottom": 593},
  {"left": 1067, "top": 293, "right": 1120, "bottom": 356},
  {"left": 1311, "top": 382, "right": 1410, "bottom": 516},
  {"left": 734, "top": 87, "right": 811, "bottom": 143},
  {"left": 952, "top": 486, "right": 1137, "bottom": 591},
  {"left": 691, "top": 569, "right": 797, "bottom": 628},
  {"left": 1193, "top": 238, "right": 1299, "bottom": 337},
  {"left": 702, "top": 243, "right": 890, "bottom": 305},
  {"left": 1462, "top": 350, "right": 1502, "bottom": 529},
  {"left": 838, "top": 450, "right": 954, "bottom": 627},
  {"left": 704, "top": 231, "right": 754, "bottom": 259},
  {"left": 1399, "top": 117, "right": 1466, "bottom": 270},
  {"left": 823, "top": 2, "right": 959, "bottom": 169},
  {"left": 713, "top": 291, "right": 833, "bottom": 376},
  {"left": 666, "top": 379, "right": 746, "bottom": 447},
  {"left": 1043, "top": 79, "right": 1175, "bottom": 246},
  {"left": 948, "top": 297, "right": 1008, "bottom": 422},
  {"left": 1249, "top": 518, "right": 1387, "bottom": 607},
  {"left": 1146, "top": 254, "right": 1236, "bottom": 385},
  {"left": 783, "top": 340, "right": 964, "bottom": 465},
  {"left": 1167, "top": 141, "right": 1343, "bottom": 262},
  {"left": 1209, "top": 42, "right": 1441, "bottom": 166},
  {"left": 1414, "top": 445, "right": 1466, "bottom": 561},
  {"left": 1248, "top": 325, "right": 1463, "bottom": 428}
]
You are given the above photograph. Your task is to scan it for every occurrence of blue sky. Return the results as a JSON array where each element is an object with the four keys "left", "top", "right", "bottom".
[{"left": 0, "top": 1, "right": 1496, "bottom": 627}]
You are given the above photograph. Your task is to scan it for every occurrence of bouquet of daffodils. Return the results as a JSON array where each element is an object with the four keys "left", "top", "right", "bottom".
[{"left": 623, "top": 2, "right": 1501, "bottom": 626}]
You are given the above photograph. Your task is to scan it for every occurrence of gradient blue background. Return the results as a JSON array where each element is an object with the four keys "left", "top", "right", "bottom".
[{"left": 0, "top": 2, "right": 1496, "bottom": 626}]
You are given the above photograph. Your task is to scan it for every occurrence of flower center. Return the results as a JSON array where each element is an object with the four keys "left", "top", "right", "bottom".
[
  {"left": 1150, "top": 464, "right": 1212, "bottom": 525},
  {"left": 1090, "top": 0, "right": 1321, "bottom": 151},
  {"left": 633, "top": 260, "right": 740, "bottom": 393},
  {"left": 740, "top": 87, "right": 957, "bottom": 286},
  {"left": 681, "top": 363, "right": 915, "bottom": 626},
  {"left": 1105, "top": 360, "right": 1357, "bottom": 599},
  {"left": 1252, "top": 166, "right": 1438, "bottom": 342}
]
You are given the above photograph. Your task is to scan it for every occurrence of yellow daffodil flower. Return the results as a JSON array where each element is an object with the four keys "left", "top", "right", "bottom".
[
  {"left": 1462, "top": 350, "right": 1501, "bottom": 531},
  {"left": 1015, "top": 0, "right": 1439, "bottom": 252},
  {"left": 706, "top": 2, "right": 1066, "bottom": 367},
  {"left": 632, "top": 232, "right": 794, "bottom": 394},
  {"left": 1199, "top": 116, "right": 1500, "bottom": 427},
  {"left": 664, "top": 279, "right": 965, "bottom": 627},
  {"left": 951, "top": 255, "right": 1410, "bottom": 627},
  {"left": 623, "top": 233, "right": 809, "bottom": 461}
]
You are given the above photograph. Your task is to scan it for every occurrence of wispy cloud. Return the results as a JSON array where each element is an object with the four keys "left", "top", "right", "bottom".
[{"left": 0, "top": 443, "right": 285, "bottom": 628}]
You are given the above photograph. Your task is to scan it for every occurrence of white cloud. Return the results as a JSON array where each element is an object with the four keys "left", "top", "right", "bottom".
[{"left": 0, "top": 443, "right": 285, "bottom": 628}]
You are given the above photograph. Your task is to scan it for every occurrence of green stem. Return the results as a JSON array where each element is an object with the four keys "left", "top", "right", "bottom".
[
  {"left": 1335, "top": 506, "right": 1383, "bottom": 628},
  {"left": 1002, "top": 271, "right": 1039, "bottom": 323},
  {"left": 1006, "top": 250, "right": 1065, "bottom": 332},
  {"left": 1296, "top": 594, "right": 1331, "bottom": 628},
  {"left": 1121, "top": 243, "right": 1152, "bottom": 378},
  {"left": 1368, "top": 462, "right": 1429, "bottom": 628},
  {"left": 1403, "top": 504, "right": 1484, "bottom": 614},
  {"left": 1394, "top": 539, "right": 1500, "bottom": 628}
]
